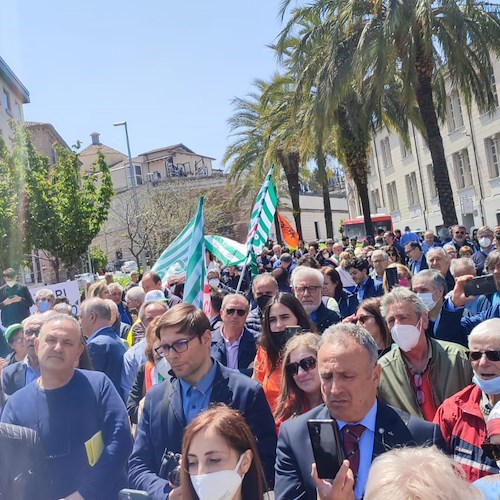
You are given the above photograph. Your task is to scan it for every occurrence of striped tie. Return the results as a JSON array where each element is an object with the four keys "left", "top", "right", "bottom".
[{"left": 342, "top": 424, "right": 366, "bottom": 481}]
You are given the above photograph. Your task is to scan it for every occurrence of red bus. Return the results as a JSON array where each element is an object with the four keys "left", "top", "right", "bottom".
[{"left": 341, "top": 214, "right": 393, "bottom": 241}]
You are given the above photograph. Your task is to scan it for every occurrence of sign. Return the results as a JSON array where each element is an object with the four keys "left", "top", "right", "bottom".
[{"left": 29, "top": 280, "right": 81, "bottom": 316}]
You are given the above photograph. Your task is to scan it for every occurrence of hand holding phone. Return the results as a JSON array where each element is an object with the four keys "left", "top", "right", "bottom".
[
  {"left": 463, "top": 275, "right": 498, "bottom": 297},
  {"left": 308, "top": 419, "right": 345, "bottom": 480}
]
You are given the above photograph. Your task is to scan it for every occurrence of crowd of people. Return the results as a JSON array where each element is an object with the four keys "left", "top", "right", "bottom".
[{"left": 0, "top": 222, "right": 499, "bottom": 499}]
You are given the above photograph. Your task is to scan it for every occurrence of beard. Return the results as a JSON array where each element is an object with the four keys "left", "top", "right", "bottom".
[{"left": 302, "top": 301, "right": 320, "bottom": 315}]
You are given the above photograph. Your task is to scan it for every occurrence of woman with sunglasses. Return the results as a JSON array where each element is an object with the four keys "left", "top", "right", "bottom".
[
  {"left": 274, "top": 332, "right": 322, "bottom": 431},
  {"left": 180, "top": 405, "right": 267, "bottom": 500},
  {"left": 383, "top": 245, "right": 402, "bottom": 264},
  {"left": 351, "top": 297, "right": 392, "bottom": 357},
  {"left": 253, "top": 293, "right": 314, "bottom": 412}
]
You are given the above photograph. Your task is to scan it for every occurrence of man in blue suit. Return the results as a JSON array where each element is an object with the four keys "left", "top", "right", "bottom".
[
  {"left": 80, "top": 298, "right": 126, "bottom": 396},
  {"left": 210, "top": 294, "right": 256, "bottom": 376},
  {"left": 275, "top": 323, "right": 445, "bottom": 499},
  {"left": 128, "top": 303, "right": 277, "bottom": 499},
  {"left": 347, "top": 258, "right": 383, "bottom": 303}
]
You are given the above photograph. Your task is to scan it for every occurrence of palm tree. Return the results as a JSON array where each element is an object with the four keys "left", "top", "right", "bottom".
[{"left": 311, "top": 0, "right": 500, "bottom": 228}]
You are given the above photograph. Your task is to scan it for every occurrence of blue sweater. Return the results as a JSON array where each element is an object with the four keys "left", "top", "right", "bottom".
[{"left": 1, "top": 369, "right": 132, "bottom": 499}]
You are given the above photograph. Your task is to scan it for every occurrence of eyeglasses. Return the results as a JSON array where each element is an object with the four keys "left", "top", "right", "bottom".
[
  {"left": 357, "top": 314, "right": 374, "bottom": 325},
  {"left": 482, "top": 442, "right": 500, "bottom": 461},
  {"left": 24, "top": 327, "right": 41, "bottom": 337},
  {"left": 413, "top": 373, "right": 425, "bottom": 406},
  {"left": 294, "top": 285, "right": 320, "bottom": 294},
  {"left": 224, "top": 308, "right": 247, "bottom": 317},
  {"left": 469, "top": 350, "right": 500, "bottom": 362},
  {"left": 155, "top": 337, "right": 197, "bottom": 357},
  {"left": 372, "top": 259, "right": 385, "bottom": 264},
  {"left": 285, "top": 356, "right": 317, "bottom": 377},
  {"left": 454, "top": 231, "right": 466, "bottom": 235}
]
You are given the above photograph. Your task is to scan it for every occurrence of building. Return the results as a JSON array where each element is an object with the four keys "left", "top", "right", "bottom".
[
  {"left": 25, "top": 122, "right": 71, "bottom": 165},
  {"left": 346, "top": 57, "right": 500, "bottom": 232},
  {"left": 0, "top": 55, "right": 29, "bottom": 145}
]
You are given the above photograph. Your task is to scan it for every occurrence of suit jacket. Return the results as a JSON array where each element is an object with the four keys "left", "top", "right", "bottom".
[
  {"left": 409, "top": 254, "right": 428, "bottom": 275},
  {"left": 313, "top": 302, "right": 341, "bottom": 333},
  {"left": 210, "top": 327, "right": 256, "bottom": 376},
  {"left": 275, "top": 402, "right": 445, "bottom": 499},
  {"left": 128, "top": 360, "right": 277, "bottom": 499},
  {"left": 356, "top": 276, "right": 384, "bottom": 302},
  {"left": 86, "top": 327, "right": 127, "bottom": 397},
  {"left": 1, "top": 361, "right": 27, "bottom": 396}
]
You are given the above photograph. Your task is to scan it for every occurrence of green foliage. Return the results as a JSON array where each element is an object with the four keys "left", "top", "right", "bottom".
[
  {"left": 90, "top": 246, "right": 108, "bottom": 271},
  {"left": 25, "top": 148, "right": 114, "bottom": 279}
]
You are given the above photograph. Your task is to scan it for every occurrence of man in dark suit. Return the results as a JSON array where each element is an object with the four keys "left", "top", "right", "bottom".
[
  {"left": 211, "top": 293, "right": 256, "bottom": 376},
  {"left": 128, "top": 303, "right": 277, "bottom": 499},
  {"left": 405, "top": 241, "right": 428, "bottom": 275},
  {"left": 80, "top": 298, "right": 126, "bottom": 396},
  {"left": 346, "top": 258, "right": 383, "bottom": 303},
  {"left": 275, "top": 323, "right": 445, "bottom": 499}
]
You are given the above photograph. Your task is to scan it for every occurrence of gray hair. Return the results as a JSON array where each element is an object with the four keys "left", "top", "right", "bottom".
[
  {"left": 39, "top": 313, "right": 82, "bottom": 340},
  {"left": 412, "top": 269, "right": 448, "bottom": 294},
  {"left": 80, "top": 297, "right": 111, "bottom": 321},
  {"left": 291, "top": 266, "right": 324, "bottom": 288},
  {"left": 319, "top": 323, "right": 379, "bottom": 366},
  {"left": 450, "top": 257, "right": 476, "bottom": 278},
  {"left": 477, "top": 225, "right": 493, "bottom": 236},
  {"left": 381, "top": 287, "right": 426, "bottom": 320},
  {"left": 53, "top": 303, "right": 74, "bottom": 316},
  {"left": 35, "top": 288, "right": 55, "bottom": 302},
  {"left": 468, "top": 318, "right": 500, "bottom": 347},
  {"left": 125, "top": 286, "right": 146, "bottom": 303},
  {"left": 427, "top": 246, "right": 449, "bottom": 261},
  {"left": 251, "top": 273, "right": 278, "bottom": 294},
  {"left": 107, "top": 282, "right": 124, "bottom": 294},
  {"left": 371, "top": 250, "right": 389, "bottom": 261},
  {"left": 138, "top": 300, "right": 169, "bottom": 325},
  {"left": 442, "top": 244, "right": 457, "bottom": 254},
  {"left": 221, "top": 293, "right": 250, "bottom": 312}
]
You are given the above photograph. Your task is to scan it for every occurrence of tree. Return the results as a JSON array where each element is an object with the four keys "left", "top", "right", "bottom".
[
  {"left": 325, "top": 0, "right": 500, "bottom": 227},
  {"left": 90, "top": 247, "right": 108, "bottom": 272},
  {"left": 26, "top": 148, "right": 113, "bottom": 281}
]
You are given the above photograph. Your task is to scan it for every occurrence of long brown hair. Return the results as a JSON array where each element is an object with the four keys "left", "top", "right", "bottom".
[
  {"left": 180, "top": 405, "right": 266, "bottom": 500},
  {"left": 355, "top": 297, "right": 392, "bottom": 350},
  {"left": 274, "top": 332, "right": 322, "bottom": 423}
]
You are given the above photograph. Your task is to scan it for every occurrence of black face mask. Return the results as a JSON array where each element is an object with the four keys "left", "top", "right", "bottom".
[{"left": 256, "top": 294, "right": 273, "bottom": 311}]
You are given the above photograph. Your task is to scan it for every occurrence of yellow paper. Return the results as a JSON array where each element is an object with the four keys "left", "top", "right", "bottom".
[{"left": 84, "top": 430, "right": 104, "bottom": 467}]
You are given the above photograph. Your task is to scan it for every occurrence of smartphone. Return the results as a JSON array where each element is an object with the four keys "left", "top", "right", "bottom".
[
  {"left": 119, "top": 489, "right": 151, "bottom": 500},
  {"left": 307, "top": 419, "right": 344, "bottom": 480},
  {"left": 385, "top": 267, "right": 399, "bottom": 290},
  {"left": 464, "top": 275, "right": 498, "bottom": 297}
]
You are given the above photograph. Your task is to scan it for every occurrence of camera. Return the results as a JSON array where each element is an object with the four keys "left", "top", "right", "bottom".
[{"left": 159, "top": 450, "right": 182, "bottom": 487}]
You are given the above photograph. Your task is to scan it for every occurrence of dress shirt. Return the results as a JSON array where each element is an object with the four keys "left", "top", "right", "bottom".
[
  {"left": 356, "top": 277, "right": 370, "bottom": 302},
  {"left": 23, "top": 357, "right": 40, "bottom": 385},
  {"left": 180, "top": 360, "right": 218, "bottom": 424},
  {"left": 220, "top": 328, "right": 243, "bottom": 370},
  {"left": 337, "top": 400, "right": 377, "bottom": 500}
]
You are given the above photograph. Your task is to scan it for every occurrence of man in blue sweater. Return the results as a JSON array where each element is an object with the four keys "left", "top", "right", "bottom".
[{"left": 1, "top": 313, "right": 132, "bottom": 499}]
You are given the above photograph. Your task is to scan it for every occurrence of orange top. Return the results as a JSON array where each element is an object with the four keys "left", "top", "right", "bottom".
[{"left": 254, "top": 346, "right": 282, "bottom": 413}]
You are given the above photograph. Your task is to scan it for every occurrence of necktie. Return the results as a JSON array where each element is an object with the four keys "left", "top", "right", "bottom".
[{"left": 342, "top": 424, "right": 366, "bottom": 480}]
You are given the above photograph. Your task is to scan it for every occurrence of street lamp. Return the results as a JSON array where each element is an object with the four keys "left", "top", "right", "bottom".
[{"left": 113, "top": 121, "right": 136, "bottom": 188}]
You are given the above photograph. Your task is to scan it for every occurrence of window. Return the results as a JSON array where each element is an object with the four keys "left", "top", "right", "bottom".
[
  {"left": 399, "top": 137, "right": 412, "bottom": 158},
  {"left": 485, "top": 135, "right": 500, "bottom": 179},
  {"left": 370, "top": 188, "right": 381, "bottom": 210},
  {"left": 405, "top": 172, "right": 420, "bottom": 206},
  {"left": 447, "top": 91, "right": 464, "bottom": 132},
  {"left": 380, "top": 137, "right": 393, "bottom": 168},
  {"left": 135, "top": 164, "right": 143, "bottom": 185},
  {"left": 386, "top": 181, "right": 399, "bottom": 211},
  {"left": 427, "top": 164, "right": 437, "bottom": 198},
  {"left": 492, "top": 72, "right": 499, "bottom": 107},
  {"left": 452, "top": 149, "right": 473, "bottom": 189},
  {"left": 2, "top": 88, "right": 11, "bottom": 113}
]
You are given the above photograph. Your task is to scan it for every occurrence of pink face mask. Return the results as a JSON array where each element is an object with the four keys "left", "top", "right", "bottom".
[{"left": 398, "top": 278, "right": 410, "bottom": 288}]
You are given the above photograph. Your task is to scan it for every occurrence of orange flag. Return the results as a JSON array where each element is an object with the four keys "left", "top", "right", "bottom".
[{"left": 278, "top": 211, "right": 300, "bottom": 250}]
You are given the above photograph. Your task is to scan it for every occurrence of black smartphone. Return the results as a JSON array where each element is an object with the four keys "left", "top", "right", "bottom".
[
  {"left": 385, "top": 267, "right": 399, "bottom": 290},
  {"left": 464, "top": 275, "right": 498, "bottom": 297},
  {"left": 307, "top": 419, "right": 344, "bottom": 480},
  {"left": 119, "top": 489, "right": 151, "bottom": 500}
]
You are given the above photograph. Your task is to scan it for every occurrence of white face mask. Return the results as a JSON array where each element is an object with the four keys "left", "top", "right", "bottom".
[
  {"left": 190, "top": 454, "right": 245, "bottom": 500},
  {"left": 208, "top": 278, "right": 220, "bottom": 289},
  {"left": 390, "top": 320, "right": 422, "bottom": 352},
  {"left": 156, "top": 357, "right": 171, "bottom": 380},
  {"left": 479, "top": 237, "right": 492, "bottom": 248},
  {"left": 417, "top": 291, "right": 439, "bottom": 312}
]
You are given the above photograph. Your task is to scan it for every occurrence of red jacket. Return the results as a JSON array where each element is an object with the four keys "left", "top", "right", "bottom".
[{"left": 434, "top": 384, "right": 499, "bottom": 482}]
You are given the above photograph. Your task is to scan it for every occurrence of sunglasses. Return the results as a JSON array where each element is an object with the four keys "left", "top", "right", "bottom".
[
  {"left": 482, "top": 442, "right": 500, "bottom": 461},
  {"left": 225, "top": 308, "right": 247, "bottom": 317},
  {"left": 285, "top": 356, "right": 317, "bottom": 377},
  {"left": 469, "top": 351, "right": 500, "bottom": 362},
  {"left": 413, "top": 373, "right": 425, "bottom": 406},
  {"left": 357, "top": 314, "right": 374, "bottom": 325}
]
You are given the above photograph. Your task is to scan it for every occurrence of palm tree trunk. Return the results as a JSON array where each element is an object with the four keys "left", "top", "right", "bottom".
[
  {"left": 316, "top": 143, "right": 334, "bottom": 238},
  {"left": 415, "top": 55, "right": 458, "bottom": 227},
  {"left": 277, "top": 150, "right": 303, "bottom": 239}
]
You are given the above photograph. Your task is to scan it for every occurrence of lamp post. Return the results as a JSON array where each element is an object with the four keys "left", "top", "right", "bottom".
[{"left": 113, "top": 121, "right": 136, "bottom": 189}]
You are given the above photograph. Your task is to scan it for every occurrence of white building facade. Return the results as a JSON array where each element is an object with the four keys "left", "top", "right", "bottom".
[{"left": 346, "top": 58, "right": 500, "bottom": 233}]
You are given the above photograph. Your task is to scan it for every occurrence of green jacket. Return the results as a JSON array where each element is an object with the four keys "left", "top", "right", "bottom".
[{"left": 378, "top": 337, "right": 472, "bottom": 419}]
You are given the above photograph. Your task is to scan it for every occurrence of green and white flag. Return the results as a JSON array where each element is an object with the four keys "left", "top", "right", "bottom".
[
  {"left": 245, "top": 166, "right": 278, "bottom": 255},
  {"left": 204, "top": 235, "right": 247, "bottom": 267},
  {"left": 183, "top": 197, "right": 205, "bottom": 308}
]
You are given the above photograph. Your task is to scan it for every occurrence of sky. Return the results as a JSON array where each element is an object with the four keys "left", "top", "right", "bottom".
[{"left": 1, "top": 1, "right": 288, "bottom": 168}]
